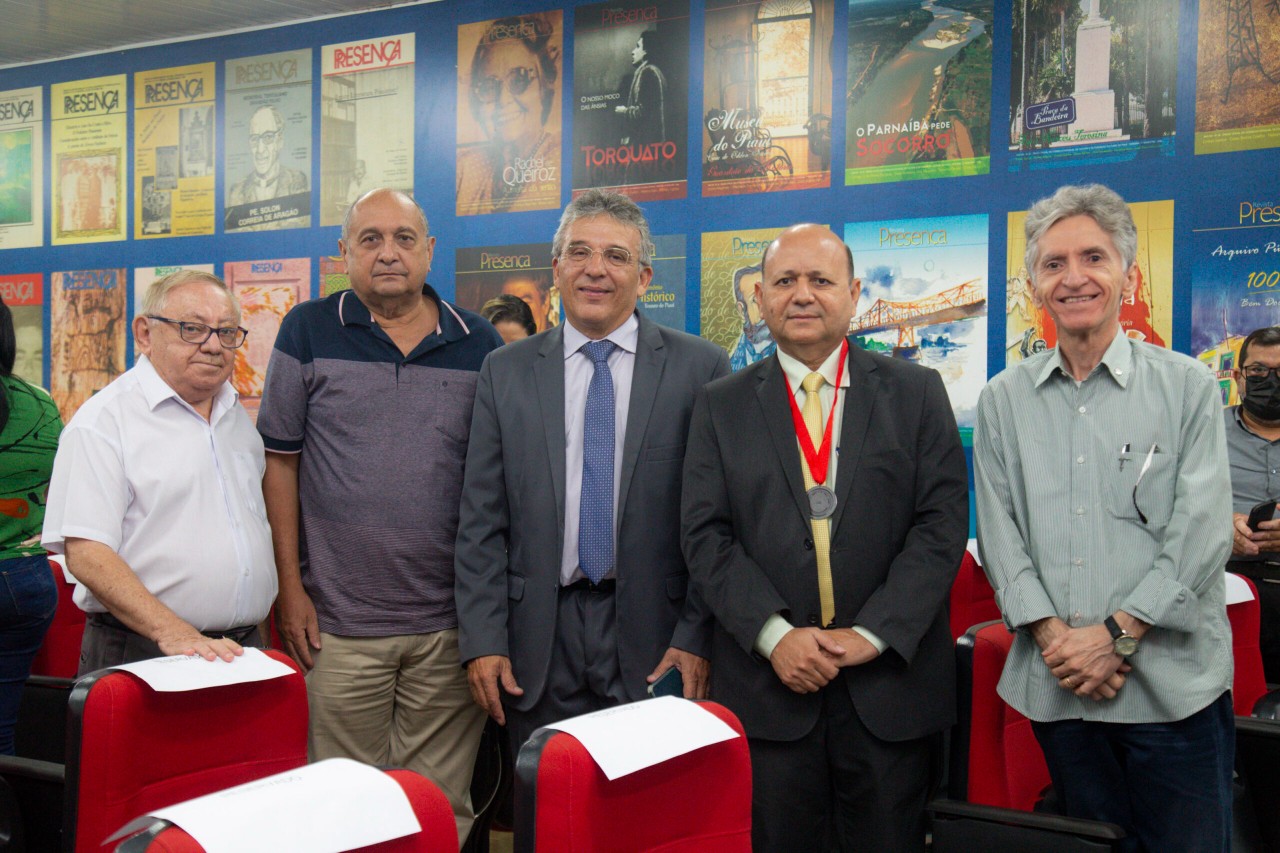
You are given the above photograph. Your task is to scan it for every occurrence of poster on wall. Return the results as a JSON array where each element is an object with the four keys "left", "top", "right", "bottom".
[
  {"left": 1190, "top": 198, "right": 1280, "bottom": 406},
  {"left": 224, "top": 259, "right": 310, "bottom": 420},
  {"left": 458, "top": 13, "right": 563, "bottom": 215},
  {"left": 0, "top": 274, "right": 43, "bottom": 386},
  {"left": 844, "top": 0, "right": 991, "bottom": 186},
  {"left": 700, "top": 226, "right": 788, "bottom": 367},
  {"left": 455, "top": 242, "right": 559, "bottom": 333},
  {"left": 0, "top": 87, "right": 42, "bottom": 250},
  {"left": 319, "top": 256, "right": 350, "bottom": 296},
  {"left": 51, "top": 75, "right": 127, "bottom": 246},
  {"left": 134, "top": 63, "right": 216, "bottom": 239},
  {"left": 49, "top": 268, "right": 127, "bottom": 421},
  {"left": 1005, "top": 199, "right": 1173, "bottom": 365},
  {"left": 321, "top": 34, "right": 415, "bottom": 226},
  {"left": 1008, "top": 0, "right": 1177, "bottom": 171},
  {"left": 571, "top": 0, "right": 686, "bottom": 202},
  {"left": 702, "top": 0, "right": 833, "bottom": 197},
  {"left": 843, "top": 214, "right": 988, "bottom": 439},
  {"left": 639, "top": 235, "right": 687, "bottom": 331},
  {"left": 224, "top": 49, "right": 312, "bottom": 232},
  {"left": 1194, "top": 1, "right": 1280, "bottom": 155},
  {"left": 132, "top": 265, "right": 214, "bottom": 319}
]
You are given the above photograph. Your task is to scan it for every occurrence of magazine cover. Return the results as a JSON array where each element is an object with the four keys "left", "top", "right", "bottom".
[
  {"left": 224, "top": 50, "right": 312, "bottom": 232},
  {"left": 455, "top": 242, "right": 559, "bottom": 332},
  {"left": 1191, "top": 196, "right": 1280, "bottom": 405},
  {"left": 0, "top": 87, "right": 42, "bottom": 249},
  {"left": 845, "top": 0, "right": 991, "bottom": 186},
  {"left": 132, "top": 265, "right": 214, "bottom": 320},
  {"left": 49, "top": 269, "right": 127, "bottom": 421},
  {"left": 319, "top": 255, "right": 350, "bottom": 296},
  {"left": 1006, "top": 199, "right": 1173, "bottom": 364},
  {"left": 701, "top": 226, "right": 789, "bottom": 366},
  {"left": 51, "top": 75, "right": 127, "bottom": 245},
  {"left": 224, "top": 259, "right": 310, "bottom": 420},
  {"left": 458, "top": 13, "right": 562, "bottom": 215},
  {"left": 843, "top": 214, "right": 987, "bottom": 438},
  {"left": 321, "top": 34, "right": 415, "bottom": 226},
  {"left": 639, "top": 234, "right": 687, "bottom": 331},
  {"left": 1009, "top": 0, "right": 1177, "bottom": 170},
  {"left": 134, "top": 63, "right": 216, "bottom": 238},
  {"left": 1195, "top": 0, "right": 1280, "bottom": 155},
  {"left": 572, "top": 0, "right": 687, "bottom": 201},
  {"left": 702, "top": 0, "right": 833, "bottom": 197},
  {"left": 0, "top": 274, "right": 43, "bottom": 386}
]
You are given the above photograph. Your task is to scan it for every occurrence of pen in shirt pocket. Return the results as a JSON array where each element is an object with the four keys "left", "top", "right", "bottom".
[{"left": 1118, "top": 443, "right": 1131, "bottom": 471}]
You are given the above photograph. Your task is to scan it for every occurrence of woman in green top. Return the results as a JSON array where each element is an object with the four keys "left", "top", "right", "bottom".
[{"left": 0, "top": 296, "right": 62, "bottom": 754}]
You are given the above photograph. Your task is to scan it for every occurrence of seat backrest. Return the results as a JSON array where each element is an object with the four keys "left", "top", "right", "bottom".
[
  {"left": 116, "top": 769, "right": 457, "bottom": 853},
  {"left": 514, "top": 701, "right": 752, "bottom": 853},
  {"left": 953, "top": 621, "right": 1051, "bottom": 812},
  {"left": 1228, "top": 573, "right": 1267, "bottom": 716},
  {"left": 949, "top": 551, "right": 1000, "bottom": 641},
  {"left": 69, "top": 649, "right": 308, "bottom": 852},
  {"left": 30, "top": 558, "right": 85, "bottom": 679}
]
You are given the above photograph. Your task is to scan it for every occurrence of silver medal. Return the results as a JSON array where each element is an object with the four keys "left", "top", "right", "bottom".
[{"left": 807, "top": 485, "right": 836, "bottom": 519}]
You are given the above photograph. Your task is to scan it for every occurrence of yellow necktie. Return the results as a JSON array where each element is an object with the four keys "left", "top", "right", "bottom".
[{"left": 799, "top": 372, "right": 836, "bottom": 627}]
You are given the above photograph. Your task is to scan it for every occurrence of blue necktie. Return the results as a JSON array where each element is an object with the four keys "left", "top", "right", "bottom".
[{"left": 579, "top": 340, "right": 617, "bottom": 584}]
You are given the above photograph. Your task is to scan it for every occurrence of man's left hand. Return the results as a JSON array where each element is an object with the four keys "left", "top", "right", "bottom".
[
  {"left": 821, "top": 628, "right": 881, "bottom": 667},
  {"left": 647, "top": 648, "right": 710, "bottom": 700},
  {"left": 1041, "top": 623, "right": 1126, "bottom": 697}
]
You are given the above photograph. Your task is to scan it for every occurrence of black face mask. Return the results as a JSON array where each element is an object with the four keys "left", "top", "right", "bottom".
[{"left": 1244, "top": 373, "right": 1280, "bottom": 422}]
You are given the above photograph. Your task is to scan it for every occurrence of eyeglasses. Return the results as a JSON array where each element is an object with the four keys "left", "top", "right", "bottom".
[
  {"left": 1242, "top": 364, "right": 1280, "bottom": 380},
  {"left": 472, "top": 67, "right": 538, "bottom": 103},
  {"left": 248, "top": 130, "right": 281, "bottom": 147},
  {"left": 147, "top": 316, "right": 249, "bottom": 349},
  {"left": 561, "top": 245, "right": 636, "bottom": 269}
]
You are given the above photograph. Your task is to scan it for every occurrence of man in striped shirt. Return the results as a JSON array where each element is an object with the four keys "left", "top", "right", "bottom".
[{"left": 975, "top": 184, "right": 1234, "bottom": 853}]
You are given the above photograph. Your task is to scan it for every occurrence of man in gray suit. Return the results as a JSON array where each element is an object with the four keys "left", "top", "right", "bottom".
[{"left": 455, "top": 189, "right": 730, "bottom": 749}]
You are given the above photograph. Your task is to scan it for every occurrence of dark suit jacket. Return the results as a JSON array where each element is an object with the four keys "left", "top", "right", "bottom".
[
  {"left": 455, "top": 312, "right": 730, "bottom": 710},
  {"left": 681, "top": 338, "right": 968, "bottom": 742}
]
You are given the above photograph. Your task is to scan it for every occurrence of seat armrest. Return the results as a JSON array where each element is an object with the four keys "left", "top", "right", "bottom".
[
  {"left": 929, "top": 797, "right": 1126, "bottom": 839},
  {"left": 1250, "top": 689, "right": 1280, "bottom": 720},
  {"left": 0, "top": 756, "right": 65, "bottom": 786}
]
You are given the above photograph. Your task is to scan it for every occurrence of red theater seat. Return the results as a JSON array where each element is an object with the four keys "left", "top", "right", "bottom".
[
  {"left": 948, "top": 549, "right": 1000, "bottom": 642},
  {"left": 30, "top": 557, "right": 85, "bottom": 679}
]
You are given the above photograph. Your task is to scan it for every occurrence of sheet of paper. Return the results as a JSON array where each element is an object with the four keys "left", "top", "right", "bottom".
[
  {"left": 1226, "top": 571, "right": 1253, "bottom": 606},
  {"left": 112, "top": 647, "right": 293, "bottom": 692},
  {"left": 546, "top": 696, "right": 740, "bottom": 780},
  {"left": 107, "top": 758, "right": 421, "bottom": 851}
]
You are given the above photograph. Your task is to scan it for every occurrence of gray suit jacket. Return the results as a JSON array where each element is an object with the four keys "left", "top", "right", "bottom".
[{"left": 455, "top": 312, "right": 730, "bottom": 709}]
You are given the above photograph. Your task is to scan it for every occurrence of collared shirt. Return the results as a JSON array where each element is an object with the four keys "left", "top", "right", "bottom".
[
  {"left": 257, "top": 285, "right": 501, "bottom": 636},
  {"left": 1225, "top": 405, "right": 1280, "bottom": 514},
  {"left": 975, "top": 333, "right": 1233, "bottom": 724},
  {"left": 42, "top": 357, "right": 276, "bottom": 630},
  {"left": 560, "top": 314, "right": 638, "bottom": 585},
  {"left": 0, "top": 376, "right": 62, "bottom": 559}
]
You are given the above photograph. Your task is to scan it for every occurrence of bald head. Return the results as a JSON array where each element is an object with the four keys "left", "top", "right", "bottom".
[{"left": 762, "top": 224, "right": 854, "bottom": 281}]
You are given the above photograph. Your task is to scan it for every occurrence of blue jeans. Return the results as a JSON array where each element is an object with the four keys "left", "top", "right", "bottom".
[
  {"left": 1032, "top": 691, "right": 1234, "bottom": 853},
  {"left": 0, "top": 555, "right": 57, "bottom": 755}
]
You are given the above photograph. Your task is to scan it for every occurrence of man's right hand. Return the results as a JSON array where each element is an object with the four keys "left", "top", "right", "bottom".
[
  {"left": 275, "top": 582, "right": 321, "bottom": 671},
  {"left": 466, "top": 655, "right": 524, "bottom": 725},
  {"left": 1234, "top": 512, "right": 1280, "bottom": 556},
  {"left": 769, "top": 627, "right": 844, "bottom": 693}
]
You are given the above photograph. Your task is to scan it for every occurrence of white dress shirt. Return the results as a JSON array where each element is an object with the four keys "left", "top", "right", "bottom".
[
  {"left": 560, "top": 314, "right": 639, "bottom": 584},
  {"left": 42, "top": 356, "right": 277, "bottom": 631}
]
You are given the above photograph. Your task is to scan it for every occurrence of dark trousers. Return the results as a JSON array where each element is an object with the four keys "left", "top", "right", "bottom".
[
  {"left": 0, "top": 556, "right": 57, "bottom": 755},
  {"left": 79, "top": 613, "right": 261, "bottom": 676},
  {"left": 1228, "top": 559, "right": 1280, "bottom": 683},
  {"left": 748, "top": 671, "right": 934, "bottom": 853},
  {"left": 1032, "top": 691, "right": 1235, "bottom": 853}
]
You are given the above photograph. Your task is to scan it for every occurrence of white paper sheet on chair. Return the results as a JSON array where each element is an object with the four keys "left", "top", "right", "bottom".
[
  {"left": 112, "top": 647, "right": 294, "bottom": 691},
  {"left": 107, "top": 758, "right": 422, "bottom": 852},
  {"left": 547, "top": 696, "right": 740, "bottom": 780}
]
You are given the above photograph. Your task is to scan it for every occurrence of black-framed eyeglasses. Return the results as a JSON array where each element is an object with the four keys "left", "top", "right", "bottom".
[
  {"left": 561, "top": 244, "right": 636, "bottom": 269},
  {"left": 1242, "top": 364, "right": 1280, "bottom": 380},
  {"left": 147, "top": 316, "right": 249, "bottom": 349},
  {"left": 472, "top": 66, "right": 538, "bottom": 103},
  {"left": 248, "top": 130, "right": 281, "bottom": 148}
]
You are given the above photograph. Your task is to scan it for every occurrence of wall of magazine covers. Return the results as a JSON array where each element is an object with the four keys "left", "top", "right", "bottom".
[{"left": 1, "top": 0, "right": 1278, "bottom": 525}]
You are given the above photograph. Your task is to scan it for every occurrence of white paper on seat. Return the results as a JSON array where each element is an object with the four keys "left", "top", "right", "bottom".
[
  {"left": 111, "top": 646, "right": 293, "bottom": 691},
  {"left": 546, "top": 696, "right": 740, "bottom": 780},
  {"left": 1226, "top": 571, "right": 1255, "bottom": 605},
  {"left": 106, "top": 758, "right": 422, "bottom": 852}
]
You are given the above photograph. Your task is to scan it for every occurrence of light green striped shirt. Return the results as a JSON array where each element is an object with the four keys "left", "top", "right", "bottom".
[{"left": 975, "top": 333, "right": 1233, "bottom": 724}]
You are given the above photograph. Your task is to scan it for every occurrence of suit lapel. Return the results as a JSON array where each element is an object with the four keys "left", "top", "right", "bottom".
[
  {"left": 534, "top": 327, "right": 568, "bottom": 541},
  {"left": 617, "top": 314, "right": 663, "bottom": 526},
  {"left": 830, "top": 340, "right": 878, "bottom": 535},
  {"left": 757, "top": 357, "right": 811, "bottom": 527}
]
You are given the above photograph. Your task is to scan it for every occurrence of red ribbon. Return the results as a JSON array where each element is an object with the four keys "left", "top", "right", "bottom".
[{"left": 782, "top": 339, "right": 847, "bottom": 486}]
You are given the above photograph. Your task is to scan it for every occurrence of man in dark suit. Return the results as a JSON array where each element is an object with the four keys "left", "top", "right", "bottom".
[
  {"left": 455, "top": 189, "right": 730, "bottom": 750},
  {"left": 682, "top": 224, "right": 968, "bottom": 852}
]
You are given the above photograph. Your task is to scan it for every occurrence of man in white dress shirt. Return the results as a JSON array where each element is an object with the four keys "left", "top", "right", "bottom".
[{"left": 43, "top": 269, "right": 277, "bottom": 674}]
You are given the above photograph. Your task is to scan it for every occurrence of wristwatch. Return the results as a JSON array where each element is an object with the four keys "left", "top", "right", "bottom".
[{"left": 1104, "top": 615, "right": 1139, "bottom": 657}]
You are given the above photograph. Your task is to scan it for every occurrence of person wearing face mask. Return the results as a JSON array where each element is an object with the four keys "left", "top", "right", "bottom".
[{"left": 1226, "top": 325, "right": 1280, "bottom": 681}]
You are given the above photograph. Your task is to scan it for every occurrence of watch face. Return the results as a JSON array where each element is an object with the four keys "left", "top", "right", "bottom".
[{"left": 1115, "top": 635, "right": 1139, "bottom": 656}]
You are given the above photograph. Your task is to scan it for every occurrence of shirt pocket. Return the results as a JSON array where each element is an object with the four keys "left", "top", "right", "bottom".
[
  {"left": 233, "top": 451, "right": 268, "bottom": 521},
  {"left": 1105, "top": 444, "right": 1178, "bottom": 530}
]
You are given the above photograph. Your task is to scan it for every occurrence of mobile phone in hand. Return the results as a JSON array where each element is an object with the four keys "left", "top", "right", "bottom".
[
  {"left": 1248, "top": 499, "right": 1278, "bottom": 531},
  {"left": 647, "top": 666, "right": 684, "bottom": 698}
]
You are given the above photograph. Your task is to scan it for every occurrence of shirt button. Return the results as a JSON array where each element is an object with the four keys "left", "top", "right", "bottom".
[
  {"left": 1073, "top": 558, "right": 1083, "bottom": 566},
  {"left": 1075, "top": 507, "right": 1085, "bottom": 515},
  {"left": 1076, "top": 455, "right": 1085, "bottom": 464},
  {"left": 1078, "top": 406, "right": 1087, "bottom": 414}
]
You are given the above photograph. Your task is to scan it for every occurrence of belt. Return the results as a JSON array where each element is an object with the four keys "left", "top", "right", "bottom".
[
  {"left": 87, "top": 612, "right": 258, "bottom": 644},
  {"left": 562, "top": 578, "right": 616, "bottom": 594}
]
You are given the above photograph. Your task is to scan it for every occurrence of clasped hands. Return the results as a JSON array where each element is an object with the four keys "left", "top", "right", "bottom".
[
  {"left": 1032, "top": 616, "right": 1130, "bottom": 702},
  {"left": 770, "top": 627, "right": 880, "bottom": 694}
]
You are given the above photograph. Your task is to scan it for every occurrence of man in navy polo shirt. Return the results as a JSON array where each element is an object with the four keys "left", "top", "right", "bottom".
[{"left": 258, "top": 188, "right": 501, "bottom": 846}]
